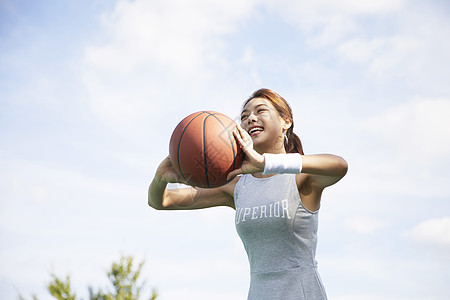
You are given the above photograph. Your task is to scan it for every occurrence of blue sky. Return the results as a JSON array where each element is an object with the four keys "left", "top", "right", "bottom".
[{"left": 1, "top": 0, "right": 450, "bottom": 299}]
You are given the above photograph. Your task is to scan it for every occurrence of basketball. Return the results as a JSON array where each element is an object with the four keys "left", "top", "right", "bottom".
[{"left": 169, "top": 111, "right": 243, "bottom": 188}]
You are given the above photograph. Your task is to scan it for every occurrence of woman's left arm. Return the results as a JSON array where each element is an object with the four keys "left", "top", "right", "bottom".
[{"left": 301, "top": 154, "right": 348, "bottom": 189}]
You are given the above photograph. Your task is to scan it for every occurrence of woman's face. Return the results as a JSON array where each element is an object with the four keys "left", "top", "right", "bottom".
[{"left": 240, "top": 98, "right": 290, "bottom": 153}]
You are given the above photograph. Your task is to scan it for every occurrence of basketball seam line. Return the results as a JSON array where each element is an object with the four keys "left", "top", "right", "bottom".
[
  {"left": 205, "top": 112, "right": 238, "bottom": 186},
  {"left": 177, "top": 111, "right": 207, "bottom": 183},
  {"left": 203, "top": 113, "right": 212, "bottom": 188},
  {"left": 209, "top": 112, "right": 238, "bottom": 173}
]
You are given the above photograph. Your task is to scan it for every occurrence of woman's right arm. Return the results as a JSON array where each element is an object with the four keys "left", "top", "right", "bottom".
[{"left": 148, "top": 156, "right": 235, "bottom": 210}]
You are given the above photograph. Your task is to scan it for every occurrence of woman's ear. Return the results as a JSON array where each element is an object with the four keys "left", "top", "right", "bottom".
[{"left": 282, "top": 118, "right": 292, "bottom": 132}]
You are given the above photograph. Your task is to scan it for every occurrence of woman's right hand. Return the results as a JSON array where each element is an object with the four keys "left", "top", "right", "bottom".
[
  {"left": 155, "top": 156, "right": 187, "bottom": 184},
  {"left": 227, "top": 124, "right": 265, "bottom": 180}
]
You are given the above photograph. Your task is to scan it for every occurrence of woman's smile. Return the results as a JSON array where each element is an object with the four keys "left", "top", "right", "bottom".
[{"left": 248, "top": 125, "right": 264, "bottom": 136}]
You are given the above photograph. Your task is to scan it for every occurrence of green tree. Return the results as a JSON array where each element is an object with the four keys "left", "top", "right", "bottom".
[
  {"left": 48, "top": 274, "right": 77, "bottom": 300},
  {"left": 20, "top": 256, "right": 158, "bottom": 300},
  {"left": 88, "top": 256, "right": 158, "bottom": 300}
]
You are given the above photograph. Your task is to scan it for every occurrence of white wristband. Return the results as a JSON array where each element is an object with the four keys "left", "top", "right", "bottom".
[{"left": 262, "top": 153, "right": 303, "bottom": 175}]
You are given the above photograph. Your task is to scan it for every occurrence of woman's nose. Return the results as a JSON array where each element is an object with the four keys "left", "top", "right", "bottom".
[{"left": 247, "top": 112, "right": 257, "bottom": 123}]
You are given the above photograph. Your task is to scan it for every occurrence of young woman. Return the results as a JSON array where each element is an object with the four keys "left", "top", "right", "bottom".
[{"left": 148, "top": 88, "right": 348, "bottom": 299}]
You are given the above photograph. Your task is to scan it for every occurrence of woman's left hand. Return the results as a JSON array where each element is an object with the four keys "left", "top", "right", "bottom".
[{"left": 227, "top": 124, "right": 265, "bottom": 180}]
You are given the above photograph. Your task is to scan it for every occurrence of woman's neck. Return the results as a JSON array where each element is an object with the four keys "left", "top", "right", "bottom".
[
  {"left": 254, "top": 145, "right": 287, "bottom": 155},
  {"left": 254, "top": 134, "right": 287, "bottom": 155}
]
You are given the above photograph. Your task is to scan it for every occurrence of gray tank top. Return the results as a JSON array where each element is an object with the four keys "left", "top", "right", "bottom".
[{"left": 234, "top": 174, "right": 327, "bottom": 300}]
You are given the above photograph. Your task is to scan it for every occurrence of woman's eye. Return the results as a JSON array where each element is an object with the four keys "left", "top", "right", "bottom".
[
  {"left": 257, "top": 109, "right": 267, "bottom": 113},
  {"left": 241, "top": 115, "right": 248, "bottom": 121}
]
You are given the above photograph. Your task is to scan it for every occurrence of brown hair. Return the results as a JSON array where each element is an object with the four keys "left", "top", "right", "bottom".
[{"left": 243, "top": 88, "right": 304, "bottom": 154}]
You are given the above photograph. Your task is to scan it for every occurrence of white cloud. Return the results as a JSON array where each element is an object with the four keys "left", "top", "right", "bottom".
[
  {"left": 363, "top": 97, "right": 450, "bottom": 160},
  {"left": 338, "top": 97, "right": 450, "bottom": 199},
  {"left": 337, "top": 37, "right": 386, "bottom": 62},
  {"left": 345, "top": 215, "right": 388, "bottom": 234},
  {"left": 268, "top": 0, "right": 404, "bottom": 19},
  {"left": 0, "top": 159, "right": 139, "bottom": 236},
  {"left": 267, "top": 0, "right": 450, "bottom": 89},
  {"left": 307, "top": 15, "right": 356, "bottom": 47},
  {"left": 264, "top": 0, "right": 404, "bottom": 46},
  {"left": 81, "top": 0, "right": 257, "bottom": 134},
  {"left": 366, "top": 36, "right": 420, "bottom": 74},
  {"left": 85, "top": 0, "right": 256, "bottom": 74},
  {"left": 332, "top": 3, "right": 450, "bottom": 85},
  {"left": 337, "top": 36, "right": 420, "bottom": 74},
  {"left": 406, "top": 217, "right": 450, "bottom": 248},
  {"left": 321, "top": 253, "right": 450, "bottom": 299},
  {"left": 322, "top": 256, "right": 396, "bottom": 284}
]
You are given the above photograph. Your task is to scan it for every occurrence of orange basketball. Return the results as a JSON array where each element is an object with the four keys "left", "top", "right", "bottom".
[{"left": 169, "top": 111, "right": 243, "bottom": 188}]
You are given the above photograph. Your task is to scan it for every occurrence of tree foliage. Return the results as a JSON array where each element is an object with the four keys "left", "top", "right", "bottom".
[
  {"left": 88, "top": 256, "right": 157, "bottom": 300},
  {"left": 20, "top": 256, "right": 158, "bottom": 300},
  {"left": 48, "top": 274, "right": 77, "bottom": 300}
]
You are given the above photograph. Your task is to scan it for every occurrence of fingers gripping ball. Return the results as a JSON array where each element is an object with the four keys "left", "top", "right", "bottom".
[{"left": 169, "top": 111, "right": 244, "bottom": 188}]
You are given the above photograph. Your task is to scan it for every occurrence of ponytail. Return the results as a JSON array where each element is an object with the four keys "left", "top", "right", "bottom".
[{"left": 285, "top": 126, "right": 304, "bottom": 155}]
